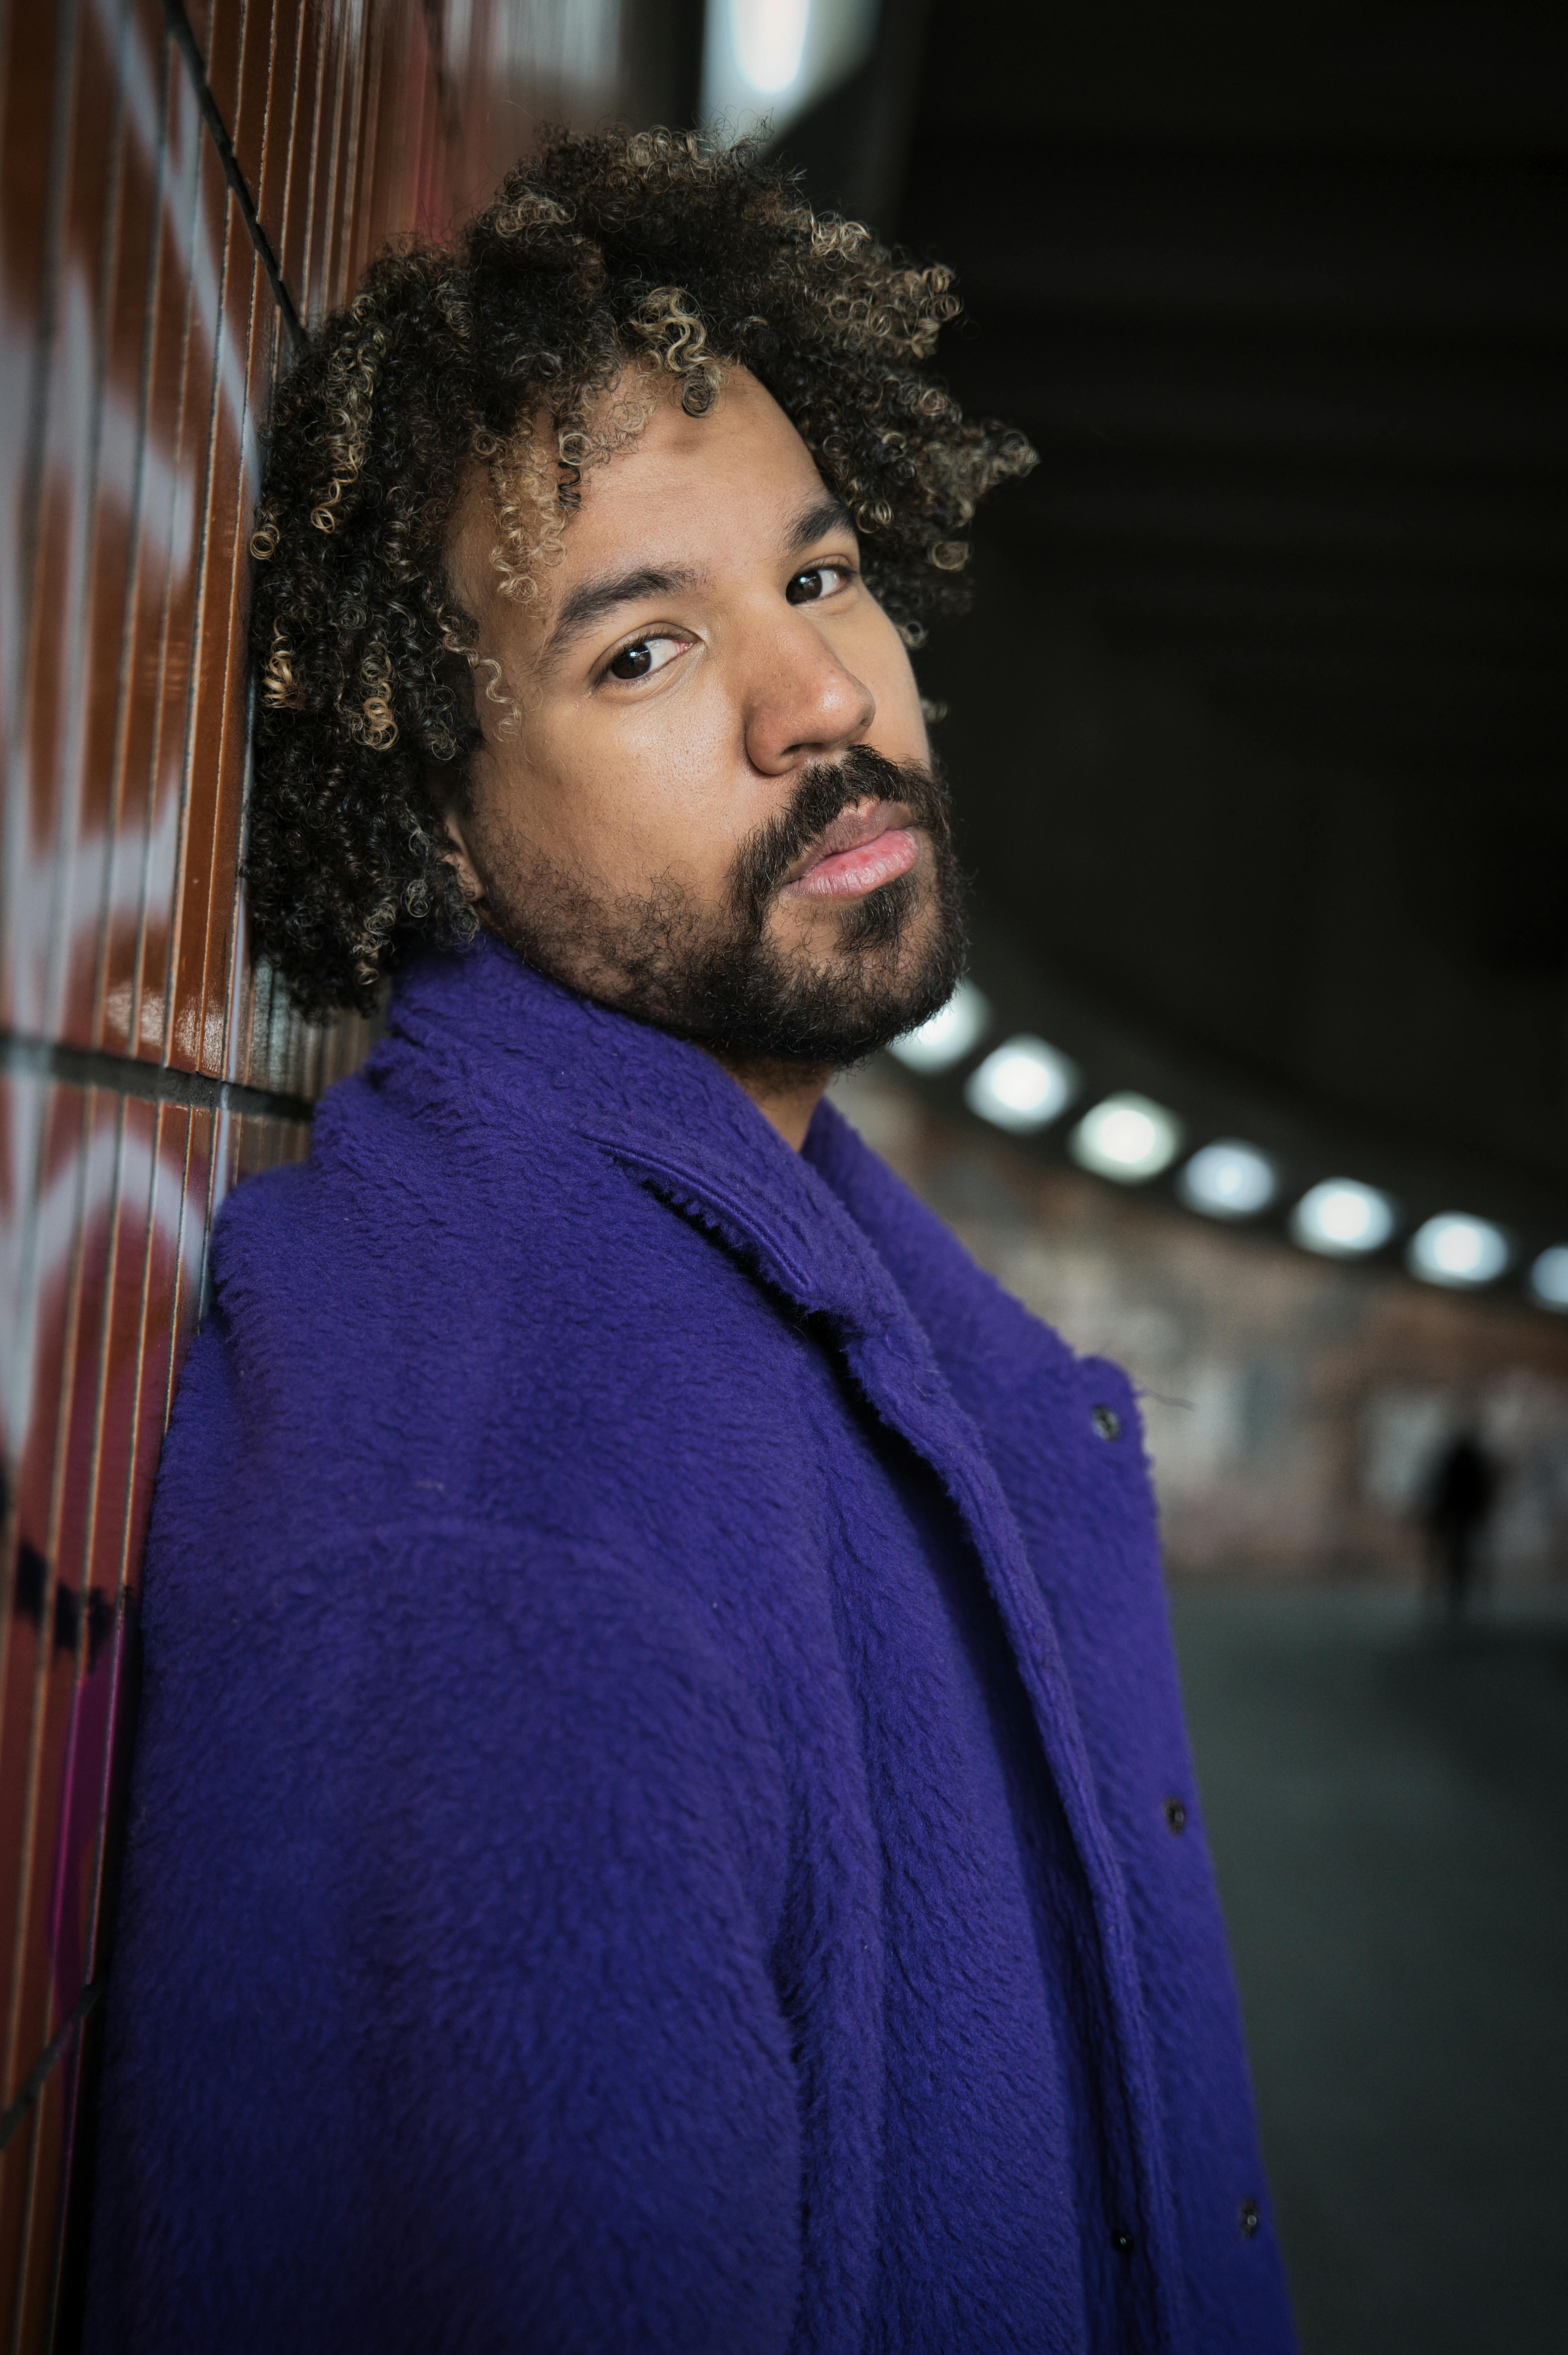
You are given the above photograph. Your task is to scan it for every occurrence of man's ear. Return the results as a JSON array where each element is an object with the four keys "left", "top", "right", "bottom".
[{"left": 441, "top": 811, "right": 485, "bottom": 906}]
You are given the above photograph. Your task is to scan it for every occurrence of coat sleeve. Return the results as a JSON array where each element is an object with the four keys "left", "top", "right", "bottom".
[{"left": 85, "top": 1524, "right": 801, "bottom": 2355}]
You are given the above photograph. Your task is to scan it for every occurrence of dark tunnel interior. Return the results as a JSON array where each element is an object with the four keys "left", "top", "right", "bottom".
[{"left": 783, "top": 0, "right": 1568, "bottom": 1258}]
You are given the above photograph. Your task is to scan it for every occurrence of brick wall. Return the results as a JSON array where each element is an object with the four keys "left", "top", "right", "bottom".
[{"left": 0, "top": 3, "right": 625, "bottom": 2337}]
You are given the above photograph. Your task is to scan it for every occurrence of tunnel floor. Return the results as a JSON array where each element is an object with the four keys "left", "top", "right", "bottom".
[{"left": 1170, "top": 1586, "right": 1568, "bottom": 2355}]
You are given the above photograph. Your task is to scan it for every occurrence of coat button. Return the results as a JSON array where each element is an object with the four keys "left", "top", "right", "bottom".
[
  {"left": 1091, "top": 1403, "right": 1121, "bottom": 1440},
  {"left": 1164, "top": 1796, "right": 1187, "bottom": 1834},
  {"left": 1240, "top": 2197, "right": 1260, "bottom": 2237},
  {"left": 1111, "top": 2228, "right": 1135, "bottom": 2255}
]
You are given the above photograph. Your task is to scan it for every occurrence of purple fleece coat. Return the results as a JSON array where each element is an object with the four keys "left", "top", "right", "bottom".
[{"left": 85, "top": 936, "right": 1294, "bottom": 2355}]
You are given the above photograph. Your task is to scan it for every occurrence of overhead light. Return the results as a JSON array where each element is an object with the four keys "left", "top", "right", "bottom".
[
  {"left": 729, "top": 0, "right": 809, "bottom": 93},
  {"left": 1406, "top": 1214, "right": 1510, "bottom": 1288},
  {"left": 1177, "top": 1140, "right": 1278, "bottom": 1220},
  {"left": 704, "top": 0, "right": 879, "bottom": 132},
  {"left": 1290, "top": 1178, "right": 1396, "bottom": 1257},
  {"left": 964, "top": 1035, "right": 1080, "bottom": 1133},
  {"left": 1529, "top": 1246, "right": 1568, "bottom": 1310},
  {"left": 1069, "top": 1092, "right": 1183, "bottom": 1183},
  {"left": 888, "top": 981, "right": 991, "bottom": 1075}
]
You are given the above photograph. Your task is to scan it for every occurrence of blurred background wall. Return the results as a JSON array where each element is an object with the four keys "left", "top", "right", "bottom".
[
  {"left": 831, "top": 1061, "right": 1568, "bottom": 1585},
  {"left": 1, "top": 1, "right": 1564, "bottom": 2348}
]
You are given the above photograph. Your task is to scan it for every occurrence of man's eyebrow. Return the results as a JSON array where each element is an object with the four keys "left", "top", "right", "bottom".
[
  {"left": 787, "top": 494, "right": 858, "bottom": 554},
  {"left": 544, "top": 563, "right": 701, "bottom": 661},
  {"left": 540, "top": 502, "right": 854, "bottom": 662}
]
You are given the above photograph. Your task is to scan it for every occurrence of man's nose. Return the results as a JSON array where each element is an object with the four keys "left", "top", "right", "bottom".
[{"left": 741, "top": 612, "right": 876, "bottom": 776}]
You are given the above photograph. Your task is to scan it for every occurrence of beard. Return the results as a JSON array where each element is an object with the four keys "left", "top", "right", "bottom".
[{"left": 477, "top": 743, "right": 968, "bottom": 1072}]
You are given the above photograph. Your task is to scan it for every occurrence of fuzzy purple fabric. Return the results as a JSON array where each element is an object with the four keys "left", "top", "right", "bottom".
[{"left": 85, "top": 935, "right": 1295, "bottom": 2354}]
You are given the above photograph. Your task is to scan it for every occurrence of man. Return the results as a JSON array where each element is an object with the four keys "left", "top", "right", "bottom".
[
  {"left": 87, "top": 130, "right": 1295, "bottom": 2352},
  {"left": 1424, "top": 1426, "right": 1500, "bottom": 1617}
]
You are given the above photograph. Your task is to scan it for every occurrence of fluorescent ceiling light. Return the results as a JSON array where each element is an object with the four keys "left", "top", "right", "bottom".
[
  {"left": 1177, "top": 1140, "right": 1278, "bottom": 1220},
  {"left": 703, "top": 0, "right": 879, "bottom": 137},
  {"left": 964, "top": 1035, "right": 1080, "bottom": 1133},
  {"left": 730, "top": 0, "right": 809, "bottom": 92},
  {"left": 1529, "top": 1246, "right": 1568, "bottom": 1310},
  {"left": 1289, "top": 1179, "right": 1396, "bottom": 1257},
  {"left": 888, "top": 981, "right": 991, "bottom": 1075},
  {"left": 1069, "top": 1093, "right": 1184, "bottom": 1183},
  {"left": 1407, "top": 1213, "right": 1510, "bottom": 1288}
]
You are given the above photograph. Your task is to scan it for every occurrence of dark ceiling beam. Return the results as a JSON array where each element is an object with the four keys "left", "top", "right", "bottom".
[
  {"left": 906, "top": 140, "right": 1568, "bottom": 336},
  {"left": 957, "top": 328, "right": 1568, "bottom": 469},
  {"left": 906, "top": 0, "right": 1568, "bottom": 159},
  {"left": 998, "top": 460, "right": 1566, "bottom": 569},
  {"left": 1045, "top": 582, "right": 1554, "bottom": 659}
]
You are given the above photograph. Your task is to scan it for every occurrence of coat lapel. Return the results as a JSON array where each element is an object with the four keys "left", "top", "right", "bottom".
[{"left": 592, "top": 1104, "right": 1189, "bottom": 2353}]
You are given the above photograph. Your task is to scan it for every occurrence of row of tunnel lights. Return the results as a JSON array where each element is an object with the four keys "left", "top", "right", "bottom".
[{"left": 889, "top": 983, "right": 1568, "bottom": 1310}]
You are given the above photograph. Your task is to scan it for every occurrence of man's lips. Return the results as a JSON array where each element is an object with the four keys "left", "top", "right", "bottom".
[{"left": 783, "top": 799, "right": 921, "bottom": 902}]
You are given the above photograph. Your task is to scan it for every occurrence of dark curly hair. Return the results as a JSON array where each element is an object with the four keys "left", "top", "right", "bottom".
[{"left": 247, "top": 126, "right": 1035, "bottom": 1014}]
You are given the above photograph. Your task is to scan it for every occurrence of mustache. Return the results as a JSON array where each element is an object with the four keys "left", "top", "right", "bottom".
[{"left": 730, "top": 744, "right": 953, "bottom": 928}]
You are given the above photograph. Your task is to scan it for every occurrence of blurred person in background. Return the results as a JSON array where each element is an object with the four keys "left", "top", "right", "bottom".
[
  {"left": 1423, "top": 1425, "right": 1502, "bottom": 1618},
  {"left": 84, "top": 131, "right": 1294, "bottom": 2355}
]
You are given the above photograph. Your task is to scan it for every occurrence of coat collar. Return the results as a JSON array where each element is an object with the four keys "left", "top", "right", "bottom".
[{"left": 386, "top": 934, "right": 917, "bottom": 1340}]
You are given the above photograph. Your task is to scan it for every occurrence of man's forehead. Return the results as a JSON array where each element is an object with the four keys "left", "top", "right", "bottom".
[{"left": 449, "top": 368, "right": 839, "bottom": 623}]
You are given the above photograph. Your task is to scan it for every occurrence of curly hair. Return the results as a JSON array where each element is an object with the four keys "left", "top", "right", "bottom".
[{"left": 247, "top": 126, "right": 1035, "bottom": 1014}]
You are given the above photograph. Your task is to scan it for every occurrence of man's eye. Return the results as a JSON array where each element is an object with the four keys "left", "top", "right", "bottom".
[
  {"left": 604, "top": 633, "right": 685, "bottom": 683},
  {"left": 786, "top": 563, "right": 850, "bottom": 605}
]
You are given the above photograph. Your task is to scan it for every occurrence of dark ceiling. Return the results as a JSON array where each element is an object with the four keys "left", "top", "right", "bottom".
[{"left": 785, "top": 0, "right": 1568, "bottom": 1276}]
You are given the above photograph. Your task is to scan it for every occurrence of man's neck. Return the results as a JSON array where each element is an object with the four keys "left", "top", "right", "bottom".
[{"left": 707, "top": 1051, "right": 830, "bottom": 1152}]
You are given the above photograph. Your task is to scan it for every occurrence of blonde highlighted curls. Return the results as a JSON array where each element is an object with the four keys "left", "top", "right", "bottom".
[
  {"left": 628, "top": 286, "right": 726, "bottom": 415},
  {"left": 309, "top": 312, "right": 386, "bottom": 533},
  {"left": 485, "top": 363, "right": 670, "bottom": 611},
  {"left": 354, "top": 643, "right": 398, "bottom": 750},
  {"left": 246, "top": 125, "right": 1035, "bottom": 1015},
  {"left": 260, "top": 623, "right": 297, "bottom": 708},
  {"left": 487, "top": 423, "right": 564, "bottom": 606}
]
